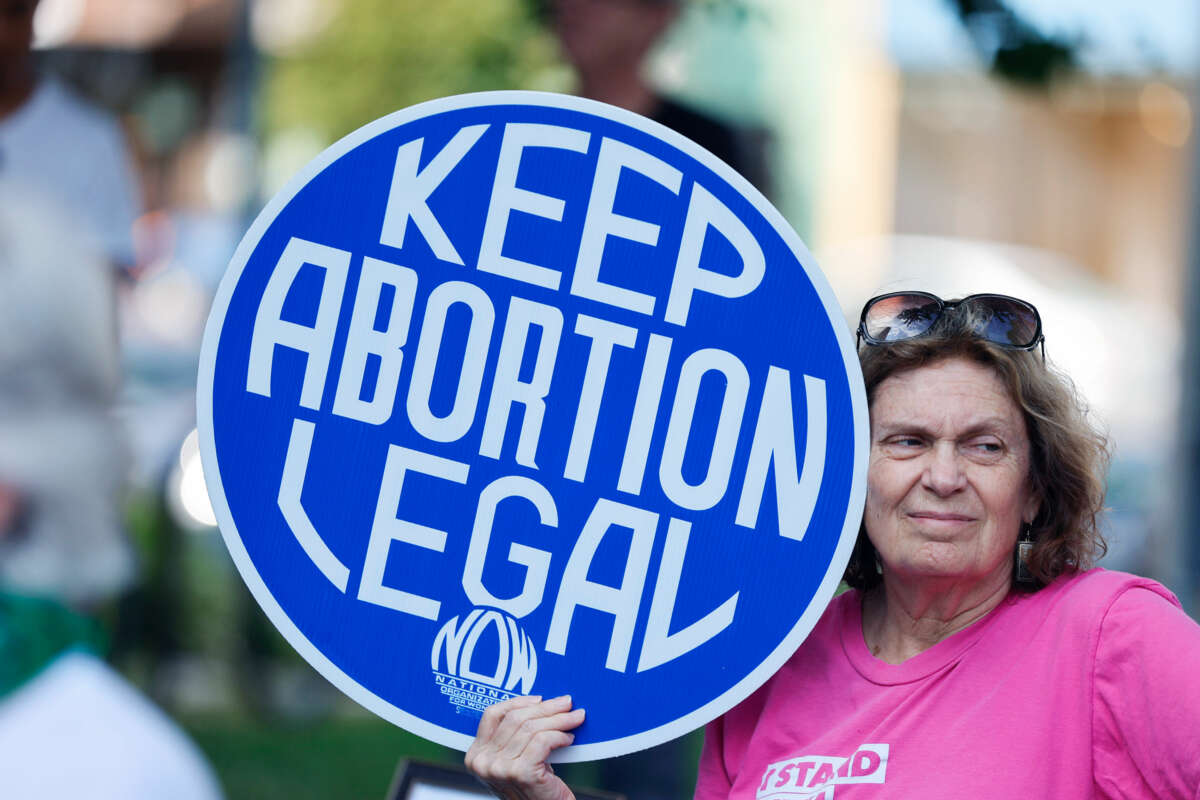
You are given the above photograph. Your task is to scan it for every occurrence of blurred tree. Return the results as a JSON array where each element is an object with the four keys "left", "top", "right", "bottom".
[
  {"left": 948, "top": 0, "right": 1077, "bottom": 87},
  {"left": 263, "top": 0, "right": 565, "bottom": 143}
]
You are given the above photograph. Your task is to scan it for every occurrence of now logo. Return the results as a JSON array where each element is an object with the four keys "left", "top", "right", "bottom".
[{"left": 432, "top": 608, "right": 538, "bottom": 695}]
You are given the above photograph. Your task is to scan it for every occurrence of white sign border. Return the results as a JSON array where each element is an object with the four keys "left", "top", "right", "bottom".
[{"left": 196, "top": 90, "right": 869, "bottom": 762}]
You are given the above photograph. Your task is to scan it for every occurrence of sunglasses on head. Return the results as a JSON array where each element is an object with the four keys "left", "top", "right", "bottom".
[{"left": 856, "top": 291, "right": 1045, "bottom": 359}]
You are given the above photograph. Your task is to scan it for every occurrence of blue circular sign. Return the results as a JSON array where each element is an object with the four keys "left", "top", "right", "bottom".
[{"left": 198, "top": 91, "right": 867, "bottom": 760}]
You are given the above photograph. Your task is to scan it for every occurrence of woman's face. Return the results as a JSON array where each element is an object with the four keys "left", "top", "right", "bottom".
[{"left": 865, "top": 358, "right": 1039, "bottom": 588}]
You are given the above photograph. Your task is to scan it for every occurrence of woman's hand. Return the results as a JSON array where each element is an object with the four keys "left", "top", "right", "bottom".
[{"left": 465, "top": 694, "right": 586, "bottom": 800}]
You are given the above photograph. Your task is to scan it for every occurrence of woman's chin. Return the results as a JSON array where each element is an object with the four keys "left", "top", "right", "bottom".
[{"left": 882, "top": 545, "right": 1000, "bottom": 585}]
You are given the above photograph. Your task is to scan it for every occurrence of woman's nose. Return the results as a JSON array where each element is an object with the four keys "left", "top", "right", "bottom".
[{"left": 922, "top": 442, "right": 966, "bottom": 496}]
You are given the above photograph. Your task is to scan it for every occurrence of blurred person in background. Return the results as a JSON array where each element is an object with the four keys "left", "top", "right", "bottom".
[
  {"left": 0, "top": 0, "right": 134, "bottom": 645},
  {"left": 549, "top": 0, "right": 767, "bottom": 193},
  {"left": 0, "top": 187, "right": 224, "bottom": 799}
]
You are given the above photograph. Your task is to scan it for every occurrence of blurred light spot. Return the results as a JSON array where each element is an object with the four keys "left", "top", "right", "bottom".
[
  {"left": 169, "top": 430, "right": 217, "bottom": 530},
  {"left": 262, "top": 127, "right": 328, "bottom": 197},
  {"left": 204, "top": 133, "right": 257, "bottom": 214},
  {"left": 1138, "top": 82, "right": 1191, "bottom": 147},
  {"left": 252, "top": 0, "right": 339, "bottom": 55},
  {"left": 179, "top": 428, "right": 200, "bottom": 469},
  {"left": 656, "top": 50, "right": 690, "bottom": 94},
  {"left": 131, "top": 265, "right": 209, "bottom": 348},
  {"left": 32, "top": 0, "right": 85, "bottom": 48}
]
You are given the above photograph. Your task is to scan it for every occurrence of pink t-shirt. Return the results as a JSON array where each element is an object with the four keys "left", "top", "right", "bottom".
[{"left": 695, "top": 569, "right": 1200, "bottom": 799}]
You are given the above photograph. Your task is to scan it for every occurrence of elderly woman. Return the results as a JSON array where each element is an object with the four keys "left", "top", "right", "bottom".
[{"left": 465, "top": 292, "right": 1200, "bottom": 799}]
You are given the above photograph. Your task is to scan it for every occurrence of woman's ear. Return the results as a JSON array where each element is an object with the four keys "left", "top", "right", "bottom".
[{"left": 1022, "top": 488, "right": 1041, "bottom": 526}]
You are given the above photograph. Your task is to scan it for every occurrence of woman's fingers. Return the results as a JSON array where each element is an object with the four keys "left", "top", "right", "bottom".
[
  {"left": 520, "top": 726, "right": 579, "bottom": 767},
  {"left": 494, "top": 696, "right": 579, "bottom": 757},
  {"left": 473, "top": 695, "right": 582, "bottom": 760},
  {"left": 474, "top": 695, "right": 560, "bottom": 756},
  {"left": 475, "top": 695, "right": 545, "bottom": 746},
  {"left": 466, "top": 695, "right": 586, "bottom": 800}
]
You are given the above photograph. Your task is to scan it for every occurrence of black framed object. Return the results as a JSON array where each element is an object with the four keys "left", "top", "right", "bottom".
[{"left": 386, "top": 759, "right": 626, "bottom": 800}]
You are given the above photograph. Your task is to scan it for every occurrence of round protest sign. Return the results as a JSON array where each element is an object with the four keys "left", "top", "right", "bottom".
[{"left": 198, "top": 91, "right": 867, "bottom": 760}]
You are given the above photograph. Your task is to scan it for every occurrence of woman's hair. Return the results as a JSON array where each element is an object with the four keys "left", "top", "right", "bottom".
[{"left": 843, "top": 305, "right": 1109, "bottom": 591}]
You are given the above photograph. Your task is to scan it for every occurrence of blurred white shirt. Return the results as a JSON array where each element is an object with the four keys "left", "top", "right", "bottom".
[
  {"left": 0, "top": 77, "right": 139, "bottom": 268},
  {"left": 0, "top": 184, "right": 131, "bottom": 603},
  {"left": 0, "top": 652, "right": 224, "bottom": 799}
]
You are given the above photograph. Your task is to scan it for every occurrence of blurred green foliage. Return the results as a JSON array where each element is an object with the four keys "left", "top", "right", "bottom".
[
  {"left": 263, "top": 0, "right": 568, "bottom": 143},
  {"left": 182, "top": 713, "right": 455, "bottom": 800}
]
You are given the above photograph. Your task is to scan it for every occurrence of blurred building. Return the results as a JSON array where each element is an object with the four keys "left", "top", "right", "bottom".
[
  {"left": 895, "top": 73, "right": 1191, "bottom": 313},
  {"left": 792, "top": 0, "right": 1195, "bottom": 304}
]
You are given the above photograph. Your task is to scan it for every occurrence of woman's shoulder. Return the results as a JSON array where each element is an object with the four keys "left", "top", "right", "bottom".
[
  {"left": 1082, "top": 572, "right": 1200, "bottom": 796},
  {"left": 1037, "top": 567, "right": 1181, "bottom": 615},
  {"left": 1012, "top": 568, "right": 1186, "bottom": 654}
]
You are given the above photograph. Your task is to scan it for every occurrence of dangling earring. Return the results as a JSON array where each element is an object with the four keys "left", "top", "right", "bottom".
[{"left": 1015, "top": 523, "right": 1034, "bottom": 584}]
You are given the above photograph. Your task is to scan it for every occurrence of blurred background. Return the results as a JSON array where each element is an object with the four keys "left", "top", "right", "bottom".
[{"left": 2, "top": 0, "right": 1198, "bottom": 797}]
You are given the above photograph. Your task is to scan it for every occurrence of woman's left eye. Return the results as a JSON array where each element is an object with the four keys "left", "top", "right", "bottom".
[{"left": 972, "top": 441, "right": 1002, "bottom": 453}]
